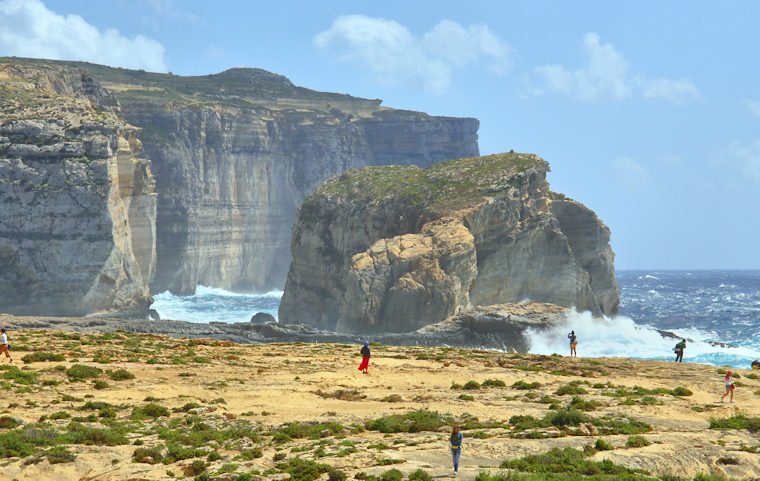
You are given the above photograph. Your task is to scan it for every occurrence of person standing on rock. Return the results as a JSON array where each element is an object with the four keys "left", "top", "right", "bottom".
[
  {"left": 358, "top": 341, "right": 371, "bottom": 374},
  {"left": 568, "top": 330, "right": 577, "bottom": 357},
  {"left": 721, "top": 370, "right": 735, "bottom": 403},
  {"left": 450, "top": 425, "right": 463, "bottom": 476},
  {"left": 0, "top": 329, "right": 12, "bottom": 363},
  {"left": 674, "top": 338, "right": 686, "bottom": 363}
]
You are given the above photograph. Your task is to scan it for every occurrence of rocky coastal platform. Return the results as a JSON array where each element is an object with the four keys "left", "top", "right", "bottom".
[{"left": 0, "top": 323, "right": 757, "bottom": 480}]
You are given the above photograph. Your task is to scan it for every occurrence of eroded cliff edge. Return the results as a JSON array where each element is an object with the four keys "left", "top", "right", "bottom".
[
  {"left": 0, "top": 58, "right": 479, "bottom": 294},
  {"left": 279, "top": 152, "right": 618, "bottom": 332},
  {"left": 0, "top": 64, "right": 156, "bottom": 316}
]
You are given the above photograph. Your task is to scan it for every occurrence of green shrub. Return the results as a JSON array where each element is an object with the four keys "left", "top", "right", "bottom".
[
  {"left": 41, "top": 446, "right": 76, "bottom": 464},
  {"left": 462, "top": 380, "right": 481, "bottom": 390},
  {"left": 328, "top": 468, "right": 347, "bottom": 481},
  {"left": 191, "top": 459, "right": 207, "bottom": 474},
  {"left": 709, "top": 415, "right": 760, "bottom": 432},
  {"left": 500, "top": 447, "right": 644, "bottom": 475},
  {"left": 133, "top": 446, "right": 164, "bottom": 463},
  {"left": 594, "top": 438, "right": 613, "bottom": 451},
  {"left": 365, "top": 410, "right": 451, "bottom": 433},
  {"left": 107, "top": 369, "right": 135, "bottom": 381},
  {"left": 0, "top": 416, "right": 21, "bottom": 429},
  {"left": 132, "top": 403, "right": 170, "bottom": 419},
  {"left": 276, "top": 458, "right": 330, "bottom": 481},
  {"left": 50, "top": 411, "right": 71, "bottom": 420},
  {"left": 625, "top": 436, "right": 651, "bottom": 448},
  {"left": 207, "top": 450, "right": 222, "bottom": 462},
  {"left": 508, "top": 415, "right": 542, "bottom": 431},
  {"left": 555, "top": 383, "right": 588, "bottom": 396},
  {"left": 544, "top": 409, "right": 590, "bottom": 427},
  {"left": 66, "top": 364, "right": 102, "bottom": 381},
  {"left": 275, "top": 421, "right": 344, "bottom": 439},
  {"left": 21, "top": 352, "right": 65, "bottom": 364},
  {"left": 672, "top": 386, "right": 693, "bottom": 396},
  {"left": 380, "top": 468, "right": 403, "bottom": 481},
  {"left": 408, "top": 469, "right": 433, "bottom": 481},
  {"left": 568, "top": 396, "right": 602, "bottom": 411},
  {"left": 458, "top": 394, "right": 474, "bottom": 401},
  {"left": 512, "top": 380, "right": 541, "bottom": 390},
  {"left": 62, "top": 422, "right": 128, "bottom": 446},
  {"left": 93, "top": 380, "right": 109, "bottom": 390},
  {"left": 482, "top": 379, "right": 506, "bottom": 388},
  {"left": 273, "top": 451, "right": 287, "bottom": 461},
  {"left": 0, "top": 366, "right": 38, "bottom": 385}
]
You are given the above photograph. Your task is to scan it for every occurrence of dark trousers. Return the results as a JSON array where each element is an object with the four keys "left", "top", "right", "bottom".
[{"left": 675, "top": 350, "right": 683, "bottom": 362}]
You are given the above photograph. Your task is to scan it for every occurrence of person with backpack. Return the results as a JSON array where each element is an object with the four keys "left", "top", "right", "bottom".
[
  {"left": 674, "top": 338, "right": 686, "bottom": 363},
  {"left": 567, "top": 330, "right": 577, "bottom": 357},
  {"left": 358, "top": 341, "right": 371, "bottom": 374},
  {"left": 450, "top": 425, "right": 463, "bottom": 476}
]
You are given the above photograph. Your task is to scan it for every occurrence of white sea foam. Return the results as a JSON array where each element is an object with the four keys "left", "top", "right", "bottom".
[
  {"left": 151, "top": 286, "right": 282, "bottom": 323},
  {"left": 526, "top": 311, "right": 760, "bottom": 368}
]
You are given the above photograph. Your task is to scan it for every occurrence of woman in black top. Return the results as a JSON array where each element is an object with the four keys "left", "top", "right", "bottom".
[{"left": 358, "top": 341, "right": 370, "bottom": 374}]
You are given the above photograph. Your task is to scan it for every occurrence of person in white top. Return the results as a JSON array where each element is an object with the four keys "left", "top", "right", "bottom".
[
  {"left": 0, "top": 329, "right": 12, "bottom": 363},
  {"left": 720, "top": 370, "right": 734, "bottom": 403}
]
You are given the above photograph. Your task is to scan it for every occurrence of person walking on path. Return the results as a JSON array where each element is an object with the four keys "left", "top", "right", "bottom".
[
  {"left": 674, "top": 338, "right": 686, "bottom": 363},
  {"left": 567, "top": 330, "right": 577, "bottom": 357},
  {"left": 0, "top": 328, "right": 12, "bottom": 363},
  {"left": 721, "top": 370, "right": 735, "bottom": 403},
  {"left": 450, "top": 425, "right": 463, "bottom": 476},
  {"left": 358, "top": 341, "right": 371, "bottom": 374}
]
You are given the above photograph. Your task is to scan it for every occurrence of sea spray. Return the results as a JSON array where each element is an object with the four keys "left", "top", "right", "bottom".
[
  {"left": 151, "top": 286, "right": 282, "bottom": 323},
  {"left": 525, "top": 310, "right": 760, "bottom": 368}
]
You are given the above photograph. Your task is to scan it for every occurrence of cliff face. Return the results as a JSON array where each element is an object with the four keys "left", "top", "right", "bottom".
[
  {"left": 1, "top": 60, "right": 478, "bottom": 294},
  {"left": 0, "top": 64, "right": 156, "bottom": 316},
  {"left": 279, "top": 153, "right": 618, "bottom": 333},
  {"left": 122, "top": 103, "right": 478, "bottom": 294}
]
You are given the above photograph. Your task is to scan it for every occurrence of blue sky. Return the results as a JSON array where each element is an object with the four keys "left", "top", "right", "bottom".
[{"left": 2, "top": 0, "right": 758, "bottom": 269}]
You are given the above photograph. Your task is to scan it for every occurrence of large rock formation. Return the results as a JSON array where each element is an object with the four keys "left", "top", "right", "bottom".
[
  {"left": 0, "top": 58, "right": 479, "bottom": 294},
  {"left": 0, "top": 64, "right": 156, "bottom": 316},
  {"left": 279, "top": 153, "right": 618, "bottom": 333}
]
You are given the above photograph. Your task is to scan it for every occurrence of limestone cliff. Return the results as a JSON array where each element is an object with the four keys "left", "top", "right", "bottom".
[
  {"left": 279, "top": 153, "right": 618, "bottom": 333},
  {"left": 0, "top": 64, "right": 156, "bottom": 316},
  {"left": 0, "top": 58, "right": 479, "bottom": 294}
]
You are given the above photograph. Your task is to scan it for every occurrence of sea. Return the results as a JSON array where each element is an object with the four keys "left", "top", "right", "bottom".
[{"left": 151, "top": 270, "right": 760, "bottom": 369}]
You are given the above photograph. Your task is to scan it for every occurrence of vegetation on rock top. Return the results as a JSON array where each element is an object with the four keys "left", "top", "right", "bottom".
[{"left": 310, "top": 152, "right": 545, "bottom": 217}]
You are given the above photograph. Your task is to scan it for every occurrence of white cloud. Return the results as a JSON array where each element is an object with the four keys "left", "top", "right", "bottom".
[
  {"left": 745, "top": 98, "right": 760, "bottom": 117},
  {"left": 611, "top": 156, "right": 650, "bottom": 190},
  {"left": 314, "top": 15, "right": 513, "bottom": 95},
  {"left": 0, "top": 0, "right": 167, "bottom": 72},
  {"left": 534, "top": 32, "right": 698, "bottom": 103},
  {"left": 725, "top": 140, "right": 760, "bottom": 181}
]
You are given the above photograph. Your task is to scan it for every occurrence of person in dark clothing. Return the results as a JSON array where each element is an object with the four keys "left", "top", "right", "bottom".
[
  {"left": 568, "top": 330, "right": 577, "bottom": 357},
  {"left": 450, "top": 425, "right": 463, "bottom": 475},
  {"left": 358, "top": 341, "right": 371, "bottom": 374},
  {"left": 674, "top": 339, "right": 686, "bottom": 363}
]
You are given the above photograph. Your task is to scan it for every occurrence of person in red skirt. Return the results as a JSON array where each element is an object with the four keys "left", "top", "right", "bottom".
[{"left": 358, "top": 341, "right": 371, "bottom": 374}]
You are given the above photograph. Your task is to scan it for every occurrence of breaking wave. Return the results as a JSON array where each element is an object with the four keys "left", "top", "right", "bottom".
[
  {"left": 526, "top": 310, "right": 760, "bottom": 369},
  {"left": 151, "top": 286, "right": 282, "bottom": 323}
]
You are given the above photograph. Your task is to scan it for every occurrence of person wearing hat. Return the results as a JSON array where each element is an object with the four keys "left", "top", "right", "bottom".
[{"left": 358, "top": 341, "right": 371, "bottom": 374}]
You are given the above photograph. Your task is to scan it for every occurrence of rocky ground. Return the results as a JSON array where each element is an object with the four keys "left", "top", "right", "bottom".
[{"left": 0, "top": 325, "right": 757, "bottom": 481}]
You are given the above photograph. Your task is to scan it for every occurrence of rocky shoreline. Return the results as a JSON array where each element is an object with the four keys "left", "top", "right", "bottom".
[{"left": 0, "top": 302, "right": 567, "bottom": 351}]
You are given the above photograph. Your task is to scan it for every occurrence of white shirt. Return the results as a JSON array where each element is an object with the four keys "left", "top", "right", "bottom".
[{"left": 1, "top": 333, "right": 7, "bottom": 345}]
